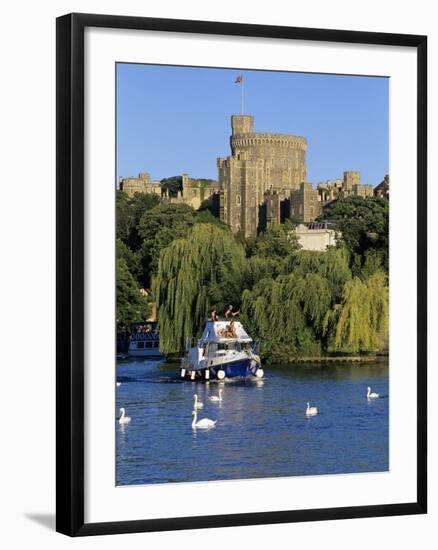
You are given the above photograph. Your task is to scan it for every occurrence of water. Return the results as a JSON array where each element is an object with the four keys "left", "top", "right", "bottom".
[{"left": 116, "top": 358, "right": 388, "bottom": 485}]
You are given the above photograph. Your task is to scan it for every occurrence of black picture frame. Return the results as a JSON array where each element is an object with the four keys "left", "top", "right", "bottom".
[{"left": 56, "top": 12, "right": 427, "bottom": 537}]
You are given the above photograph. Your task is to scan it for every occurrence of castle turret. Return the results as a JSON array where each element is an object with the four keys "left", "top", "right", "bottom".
[
  {"left": 231, "top": 115, "right": 254, "bottom": 136},
  {"left": 343, "top": 171, "right": 361, "bottom": 191}
]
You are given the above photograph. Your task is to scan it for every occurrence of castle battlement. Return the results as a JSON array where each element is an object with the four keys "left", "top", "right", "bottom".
[{"left": 231, "top": 133, "right": 307, "bottom": 150}]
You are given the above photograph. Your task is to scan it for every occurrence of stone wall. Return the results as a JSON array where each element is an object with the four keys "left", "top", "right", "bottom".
[
  {"left": 119, "top": 172, "right": 218, "bottom": 210},
  {"left": 119, "top": 172, "right": 162, "bottom": 198},
  {"left": 317, "top": 172, "right": 375, "bottom": 204},
  {"left": 290, "top": 182, "right": 322, "bottom": 223}
]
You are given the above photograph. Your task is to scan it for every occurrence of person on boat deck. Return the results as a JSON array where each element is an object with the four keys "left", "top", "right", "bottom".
[
  {"left": 210, "top": 309, "right": 219, "bottom": 322},
  {"left": 229, "top": 320, "right": 238, "bottom": 338},
  {"left": 225, "top": 305, "right": 240, "bottom": 319}
]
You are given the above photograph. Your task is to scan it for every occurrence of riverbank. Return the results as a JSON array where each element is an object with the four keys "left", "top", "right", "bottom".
[
  {"left": 161, "top": 353, "right": 388, "bottom": 365},
  {"left": 289, "top": 355, "right": 381, "bottom": 363}
]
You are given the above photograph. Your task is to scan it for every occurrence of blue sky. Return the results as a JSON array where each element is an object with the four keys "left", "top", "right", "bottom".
[{"left": 117, "top": 64, "right": 388, "bottom": 186}]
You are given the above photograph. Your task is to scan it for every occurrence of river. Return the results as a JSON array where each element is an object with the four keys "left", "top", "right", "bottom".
[{"left": 116, "top": 358, "right": 388, "bottom": 485}]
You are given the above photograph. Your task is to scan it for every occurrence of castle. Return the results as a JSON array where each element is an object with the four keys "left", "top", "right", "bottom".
[
  {"left": 118, "top": 114, "right": 386, "bottom": 240},
  {"left": 119, "top": 172, "right": 162, "bottom": 197},
  {"left": 217, "top": 115, "right": 307, "bottom": 238},
  {"left": 217, "top": 115, "right": 376, "bottom": 238},
  {"left": 118, "top": 172, "right": 219, "bottom": 210}
]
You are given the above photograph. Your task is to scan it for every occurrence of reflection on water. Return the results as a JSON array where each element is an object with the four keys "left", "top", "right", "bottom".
[{"left": 116, "top": 358, "right": 389, "bottom": 485}]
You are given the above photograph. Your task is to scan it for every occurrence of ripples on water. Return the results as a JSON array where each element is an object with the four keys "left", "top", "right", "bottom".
[{"left": 116, "top": 358, "right": 388, "bottom": 485}]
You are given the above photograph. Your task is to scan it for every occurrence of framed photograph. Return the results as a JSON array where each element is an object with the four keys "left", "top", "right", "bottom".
[{"left": 56, "top": 13, "right": 427, "bottom": 536}]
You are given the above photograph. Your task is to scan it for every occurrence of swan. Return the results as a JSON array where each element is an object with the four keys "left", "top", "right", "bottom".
[
  {"left": 192, "top": 410, "right": 217, "bottom": 429},
  {"left": 208, "top": 389, "right": 223, "bottom": 403},
  {"left": 367, "top": 386, "right": 380, "bottom": 399},
  {"left": 193, "top": 394, "right": 204, "bottom": 410},
  {"left": 118, "top": 407, "right": 131, "bottom": 424},
  {"left": 116, "top": 382, "right": 121, "bottom": 387},
  {"left": 306, "top": 402, "right": 319, "bottom": 416}
]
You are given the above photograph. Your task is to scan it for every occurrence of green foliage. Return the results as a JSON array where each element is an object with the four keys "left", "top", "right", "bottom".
[
  {"left": 194, "top": 209, "right": 226, "bottom": 227},
  {"left": 153, "top": 224, "right": 245, "bottom": 354},
  {"left": 241, "top": 258, "right": 388, "bottom": 361},
  {"left": 322, "top": 196, "right": 389, "bottom": 271},
  {"left": 283, "top": 246, "right": 352, "bottom": 300},
  {"left": 137, "top": 203, "right": 195, "bottom": 285},
  {"left": 239, "top": 239, "right": 389, "bottom": 361},
  {"left": 252, "top": 222, "right": 300, "bottom": 259},
  {"left": 333, "top": 271, "right": 389, "bottom": 353},
  {"left": 116, "top": 239, "right": 141, "bottom": 280},
  {"left": 116, "top": 258, "right": 150, "bottom": 324},
  {"left": 116, "top": 190, "right": 160, "bottom": 250},
  {"left": 116, "top": 190, "right": 132, "bottom": 243},
  {"left": 115, "top": 185, "right": 389, "bottom": 361},
  {"left": 242, "top": 256, "right": 281, "bottom": 289},
  {"left": 160, "top": 176, "right": 182, "bottom": 196},
  {"left": 240, "top": 274, "right": 325, "bottom": 363},
  {"left": 360, "top": 249, "right": 387, "bottom": 279}
]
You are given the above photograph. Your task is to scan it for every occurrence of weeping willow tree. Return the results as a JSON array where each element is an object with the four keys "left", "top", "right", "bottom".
[
  {"left": 242, "top": 255, "right": 281, "bottom": 289},
  {"left": 283, "top": 246, "right": 352, "bottom": 300},
  {"left": 241, "top": 271, "right": 333, "bottom": 363},
  {"left": 332, "top": 271, "right": 389, "bottom": 353},
  {"left": 240, "top": 246, "right": 356, "bottom": 362},
  {"left": 152, "top": 223, "right": 245, "bottom": 354}
]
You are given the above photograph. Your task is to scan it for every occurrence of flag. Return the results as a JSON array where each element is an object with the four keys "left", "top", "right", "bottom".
[{"left": 235, "top": 75, "right": 243, "bottom": 84}]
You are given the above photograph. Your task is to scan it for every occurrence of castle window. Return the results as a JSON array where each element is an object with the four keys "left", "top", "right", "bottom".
[{"left": 236, "top": 195, "right": 241, "bottom": 206}]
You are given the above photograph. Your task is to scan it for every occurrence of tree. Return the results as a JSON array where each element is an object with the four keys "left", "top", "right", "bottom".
[
  {"left": 116, "top": 238, "right": 140, "bottom": 281},
  {"left": 322, "top": 196, "right": 389, "bottom": 271},
  {"left": 240, "top": 245, "right": 358, "bottom": 361},
  {"left": 116, "top": 258, "right": 150, "bottom": 324},
  {"left": 116, "top": 190, "right": 160, "bottom": 250},
  {"left": 153, "top": 224, "right": 245, "bottom": 354},
  {"left": 194, "top": 209, "right": 225, "bottom": 227},
  {"left": 160, "top": 176, "right": 182, "bottom": 196},
  {"left": 240, "top": 274, "right": 325, "bottom": 363},
  {"left": 137, "top": 203, "right": 195, "bottom": 286},
  {"left": 283, "top": 246, "right": 352, "bottom": 301},
  {"left": 332, "top": 271, "right": 388, "bottom": 353},
  {"left": 252, "top": 221, "right": 300, "bottom": 259},
  {"left": 116, "top": 189, "right": 132, "bottom": 244}
]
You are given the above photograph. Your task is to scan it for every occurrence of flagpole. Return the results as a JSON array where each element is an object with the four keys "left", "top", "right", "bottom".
[{"left": 241, "top": 76, "right": 244, "bottom": 114}]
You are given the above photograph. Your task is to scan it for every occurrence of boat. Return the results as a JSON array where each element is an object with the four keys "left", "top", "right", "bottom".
[
  {"left": 180, "top": 319, "right": 263, "bottom": 381},
  {"left": 128, "top": 322, "right": 163, "bottom": 358}
]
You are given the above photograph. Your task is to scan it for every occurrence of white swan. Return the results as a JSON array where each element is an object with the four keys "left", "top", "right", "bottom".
[
  {"left": 118, "top": 407, "right": 131, "bottom": 424},
  {"left": 192, "top": 410, "right": 217, "bottom": 429},
  {"left": 116, "top": 382, "right": 121, "bottom": 387},
  {"left": 208, "top": 389, "right": 223, "bottom": 403},
  {"left": 367, "top": 386, "right": 380, "bottom": 399},
  {"left": 193, "top": 394, "right": 204, "bottom": 410},
  {"left": 306, "top": 402, "right": 319, "bottom": 416}
]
